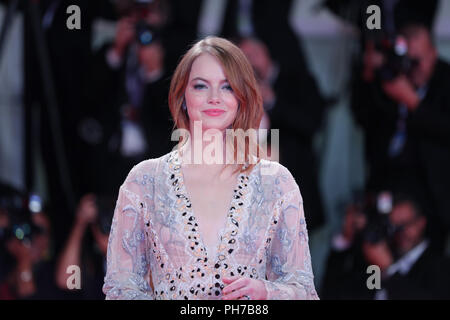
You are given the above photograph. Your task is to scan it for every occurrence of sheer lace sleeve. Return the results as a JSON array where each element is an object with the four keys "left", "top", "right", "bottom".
[
  {"left": 262, "top": 169, "right": 319, "bottom": 300},
  {"left": 103, "top": 167, "right": 154, "bottom": 300}
]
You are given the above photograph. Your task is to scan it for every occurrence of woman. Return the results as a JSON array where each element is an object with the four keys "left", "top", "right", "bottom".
[{"left": 102, "top": 36, "right": 318, "bottom": 300}]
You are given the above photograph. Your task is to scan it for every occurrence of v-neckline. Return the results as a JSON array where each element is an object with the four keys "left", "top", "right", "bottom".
[
  {"left": 179, "top": 164, "right": 240, "bottom": 260},
  {"left": 167, "top": 149, "right": 252, "bottom": 265}
]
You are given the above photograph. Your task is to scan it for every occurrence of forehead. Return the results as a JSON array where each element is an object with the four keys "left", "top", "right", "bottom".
[
  {"left": 406, "top": 30, "right": 433, "bottom": 51},
  {"left": 390, "top": 202, "right": 416, "bottom": 223},
  {"left": 189, "top": 53, "right": 227, "bottom": 81}
]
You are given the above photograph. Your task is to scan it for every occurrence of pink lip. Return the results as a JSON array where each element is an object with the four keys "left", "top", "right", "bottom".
[{"left": 203, "top": 109, "right": 225, "bottom": 117}]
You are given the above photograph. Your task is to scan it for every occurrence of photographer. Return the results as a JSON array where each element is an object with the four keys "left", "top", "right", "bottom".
[
  {"left": 321, "top": 192, "right": 450, "bottom": 299},
  {"left": 82, "top": 0, "right": 174, "bottom": 196},
  {"left": 320, "top": 192, "right": 370, "bottom": 299},
  {"left": 351, "top": 21, "right": 450, "bottom": 254},
  {"left": 0, "top": 184, "right": 60, "bottom": 299},
  {"left": 55, "top": 194, "right": 113, "bottom": 299},
  {"left": 362, "top": 194, "right": 450, "bottom": 299}
]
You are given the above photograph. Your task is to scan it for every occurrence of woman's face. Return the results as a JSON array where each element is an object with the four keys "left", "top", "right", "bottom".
[{"left": 185, "top": 53, "right": 239, "bottom": 132}]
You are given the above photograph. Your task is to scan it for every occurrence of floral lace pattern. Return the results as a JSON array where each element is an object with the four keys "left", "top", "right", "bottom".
[{"left": 103, "top": 150, "right": 319, "bottom": 300}]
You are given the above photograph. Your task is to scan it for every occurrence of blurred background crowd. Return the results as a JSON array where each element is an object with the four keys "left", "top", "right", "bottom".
[{"left": 1, "top": 0, "right": 450, "bottom": 299}]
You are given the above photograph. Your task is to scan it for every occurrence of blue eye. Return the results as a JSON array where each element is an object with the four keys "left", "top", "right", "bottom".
[
  {"left": 194, "top": 84, "right": 207, "bottom": 90},
  {"left": 222, "top": 84, "right": 233, "bottom": 91}
]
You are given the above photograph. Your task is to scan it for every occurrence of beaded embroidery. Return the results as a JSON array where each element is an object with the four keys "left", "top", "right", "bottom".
[{"left": 103, "top": 150, "right": 319, "bottom": 300}]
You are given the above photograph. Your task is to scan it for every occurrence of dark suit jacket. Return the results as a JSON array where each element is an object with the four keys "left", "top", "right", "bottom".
[
  {"left": 408, "top": 60, "right": 450, "bottom": 231},
  {"left": 321, "top": 240, "right": 450, "bottom": 300},
  {"left": 19, "top": 0, "right": 116, "bottom": 253},
  {"left": 83, "top": 43, "right": 174, "bottom": 195},
  {"left": 268, "top": 65, "right": 326, "bottom": 231},
  {"left": 383, "top": 246, "right": 450, "bottom": 299},
  {"left": 351, "top": 59, "right": 450, "bottom": 235}
]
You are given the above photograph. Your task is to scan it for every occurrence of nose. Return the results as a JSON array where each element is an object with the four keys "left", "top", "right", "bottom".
[{"left": 208, "top": 89, "right": 221, "bottom": 105}]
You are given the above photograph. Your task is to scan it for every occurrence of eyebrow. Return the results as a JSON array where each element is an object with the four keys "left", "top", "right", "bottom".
[{"left": 191, "top": 77, "right": 229, "bottom": 83}]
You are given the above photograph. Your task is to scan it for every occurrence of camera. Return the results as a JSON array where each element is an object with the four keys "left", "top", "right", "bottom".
[
  {"left": 0, "top": 184, "right": 45, "bottom": 244},
  {"left": 135, "top": 20, "right": 159, "bottom": 46},
  {"left": 375, "top": 35, "right": 419, "bottom": 81},
  {"left": 121, "top": 0, "right": 160, "bottom": 47},
  {"left": 361, "top": 191, "right": 397, "bottom": 244}
]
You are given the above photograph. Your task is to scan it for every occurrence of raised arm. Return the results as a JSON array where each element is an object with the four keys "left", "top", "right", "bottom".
[
  {"left": 102, "top": 171, "right": 153, "bottom": 300},
  {"left": 263, "top": 182, "right": 319, "bottom": 300}
]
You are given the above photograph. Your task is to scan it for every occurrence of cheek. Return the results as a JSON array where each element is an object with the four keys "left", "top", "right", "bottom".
[
  {"left": 408, "top": 227, "right": 420, "bottom": 239},
  {"left": 185, "top": 90, "right": 205, "bottom": 110},
  {"left": 223, "top": 94, "right": 239, "bottom": 111}
]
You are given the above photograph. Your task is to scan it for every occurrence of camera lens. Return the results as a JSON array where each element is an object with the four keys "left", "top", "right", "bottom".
[
  {"left": 139, "top": 30, "right": 153, "bottom": 45},
  {"left": 29, "top": 194, "right": 42, "bottom": 213}
]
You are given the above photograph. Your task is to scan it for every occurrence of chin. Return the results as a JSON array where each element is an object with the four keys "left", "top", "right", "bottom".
[
  {"left": 202, "top": 123, "right": 231, "bottom": 132},
  {"left": 192, "top": 117, "right": 234, "bottom": 132}
]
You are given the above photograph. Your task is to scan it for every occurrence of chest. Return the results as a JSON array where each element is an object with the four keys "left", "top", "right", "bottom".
[{"left": 182, "top": 174, "right": 239, "bottom": 252}]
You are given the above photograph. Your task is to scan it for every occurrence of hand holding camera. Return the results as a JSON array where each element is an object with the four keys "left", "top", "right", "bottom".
[
  {"left": 113, "top": 17, "right": 136, "bottom": 59},
  {"left": 75, "top": 194, "right": 98, "bottom": 228},
  {"left": 363, "top": 35, "right": 421, "bottom": 109},
  {"left": 362, "top": 41, "right": 384, "bottom": 82},
  {"left": 342, "top": 204, "right": 367, "bottom": 244},
  {"left": 362, "top": 240, "right": 394, "bottom": 272},
  {"left": 382, "top": 75, "right": 420, "bottom": 110}
]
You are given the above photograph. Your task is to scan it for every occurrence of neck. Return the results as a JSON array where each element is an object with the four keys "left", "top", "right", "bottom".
[{"left": 179, "top": 127, "right": 230, "bottom": 168}]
